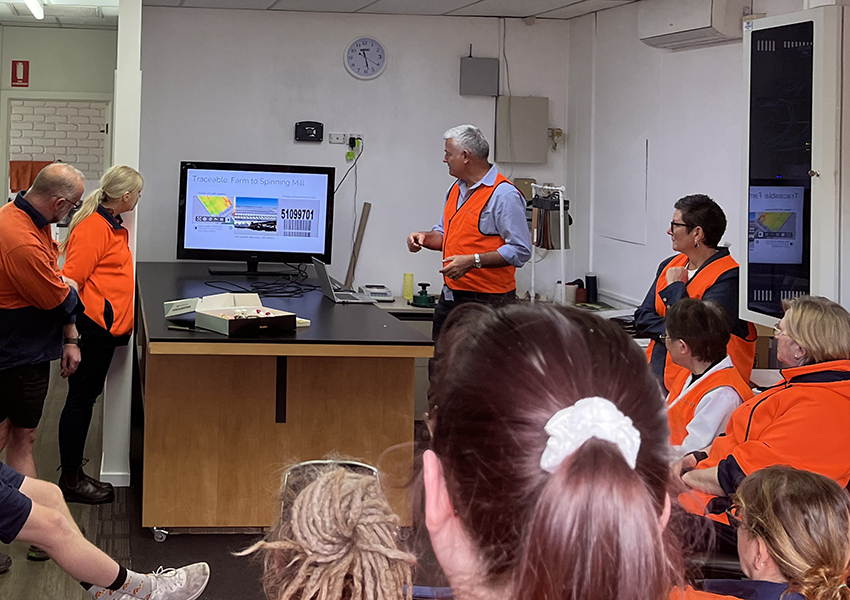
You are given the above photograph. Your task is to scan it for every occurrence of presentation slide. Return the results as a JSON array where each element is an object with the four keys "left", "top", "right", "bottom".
[
  {"left": 748, "top": 186, "right": 804, "bottom": 265},
  {"left": 183, "top": 168, "right": 328, "bottom": 254}
]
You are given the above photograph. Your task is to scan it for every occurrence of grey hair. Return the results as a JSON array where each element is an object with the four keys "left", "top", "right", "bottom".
[
  {"left": 443, "top": 124, "right": 490, "bottom": 160},
  {"left": 30, "top": 163, "right": 85, "bottom": 201}
]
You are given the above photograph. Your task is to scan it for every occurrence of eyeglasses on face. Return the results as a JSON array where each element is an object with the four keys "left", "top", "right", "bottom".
[
  {"left": 60, "top": 196, "right": 83, "bottom": 210},
  {"left": 726, "top": 505, "right": 744, "bottom": 530},
  {"left": 659, "top": 333, "right": 672, "bottom": 343},
  {"left": 670, "top": 221, "right": 692, "bottom": 230}
]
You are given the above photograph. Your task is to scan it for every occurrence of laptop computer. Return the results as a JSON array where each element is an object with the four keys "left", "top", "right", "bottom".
[{"left": 312, "top": 258, "right": 376, "bottom": 304}]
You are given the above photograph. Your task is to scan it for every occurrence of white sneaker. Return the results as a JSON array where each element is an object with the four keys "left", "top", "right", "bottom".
[{"left": 147, "top": 563, "right": 210, "bottom": 600}]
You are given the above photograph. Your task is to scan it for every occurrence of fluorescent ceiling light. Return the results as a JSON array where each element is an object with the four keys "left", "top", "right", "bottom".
[{"left": 24, "top": 0, "right": 43, "bottom": 19}]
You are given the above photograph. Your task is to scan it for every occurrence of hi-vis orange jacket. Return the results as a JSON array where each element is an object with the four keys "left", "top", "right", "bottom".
[
  {"left": 442, "top": 173, "right": 518, "bottom": 294},
  {"left": 666, "top": 359, "right": 754, "bottom": 447},
  {"left": 62, "top": 206, "right": 134, "bottom": 337},
  {"left": 679, "top": 359, "right": 850, "bottom": 522},
  {"left": 671, "top": 587, "right": 737, "bottom": 600},
  {"left": 642, "top": 252, "right": 757, "bottom": 391}
]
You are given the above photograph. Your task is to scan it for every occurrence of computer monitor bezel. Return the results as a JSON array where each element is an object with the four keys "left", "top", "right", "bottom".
[{"left": 176, "top": 160, "right": 335, "bottom": 265}]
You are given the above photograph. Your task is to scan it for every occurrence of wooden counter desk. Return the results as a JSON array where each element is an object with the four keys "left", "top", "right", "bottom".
[{"left": 136, "top": 262, "right": 433, "bottom": 532}]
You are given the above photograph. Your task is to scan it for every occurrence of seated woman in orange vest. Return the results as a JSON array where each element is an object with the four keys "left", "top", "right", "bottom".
[
  {"left": 663, "top": 299, "right": 753, "bottom": 458},
  {"left": 635, "top": 194, "right": 756, "bottom": 393},
  {"left": 704, "top": 466, "right": 850, "bottom": 600},
  {"left": 58, "top": 166, "right": 143, "bottom": 505},
  {"left": 675, "top": 296, "right": 850, "bottom": 550}
]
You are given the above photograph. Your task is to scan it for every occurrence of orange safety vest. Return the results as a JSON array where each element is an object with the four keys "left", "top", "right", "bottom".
[
  {"left": 645, "top": 253, "right": 757, "bottom": 391},
  {"left": 442, "top": 173, "right": 518, "bottom": 294},
  {"left": 679, "top": 359, "right": 850, "bottom": 524},
  {"left": 666, "top": 361, "right": 754, "bottom": 447}
]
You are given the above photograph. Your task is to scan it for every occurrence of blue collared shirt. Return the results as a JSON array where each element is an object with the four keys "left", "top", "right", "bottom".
[{"left": 432, "top": 165, "right": 531, "bottom": 299}]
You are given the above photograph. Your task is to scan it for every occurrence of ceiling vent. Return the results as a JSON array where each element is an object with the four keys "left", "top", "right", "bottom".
[
  {"left": 639, "top": 0, "right": 750, "bottom": 50},
  {"left": 12, "top": 4, "right": 101, "bottom": 18}
]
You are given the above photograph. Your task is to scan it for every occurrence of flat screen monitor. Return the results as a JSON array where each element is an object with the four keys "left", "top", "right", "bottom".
[
  {"left": 745, "top": 21, "right": 813, "bottom": 320},
  {"left": 177, "top": 161, "right": 335, "bottom": 275}
]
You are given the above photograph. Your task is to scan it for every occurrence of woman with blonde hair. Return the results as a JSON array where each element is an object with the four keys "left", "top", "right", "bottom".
[
  {"left": 58, "top": 165, "right": 143, "bottom": 504},
  {"left": 241, "top": 461, "right": 415, "bottom": 600},
  {"left": 704, "top": 466, "right": 850, "bottom": 600},
  {"left": 676, "top": 296, "right": 850, "bottom": 552}
]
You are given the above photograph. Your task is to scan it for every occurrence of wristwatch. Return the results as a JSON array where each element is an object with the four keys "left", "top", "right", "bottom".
[
  {"left": 473, "top": 253, "right": 482, "bottom": 269},
  {"left": 64, "top": 337, "right": 81, "bottom": 347}
]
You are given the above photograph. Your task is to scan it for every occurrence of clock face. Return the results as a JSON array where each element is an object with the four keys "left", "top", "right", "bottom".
[{"left": 344, "top": 37, "right": 387, "bottom": 80}]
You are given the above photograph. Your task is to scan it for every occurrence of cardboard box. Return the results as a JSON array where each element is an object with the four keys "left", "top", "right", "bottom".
[{"left": 165, "top": 293, "right": 297, "bottom": 337}]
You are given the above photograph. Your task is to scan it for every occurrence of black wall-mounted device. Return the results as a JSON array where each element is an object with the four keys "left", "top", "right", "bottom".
[{"left": 295, "top": 121, "right": 324, "bottom": 142}]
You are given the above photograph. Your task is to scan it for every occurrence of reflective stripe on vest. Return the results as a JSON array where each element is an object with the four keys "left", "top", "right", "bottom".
[
  {"left": 644, "top": 253, "right": 757, "bottom": 390},
  {"left": 442, "top": 173, "right": 517, "bottom": 294},
  {"left": 666, "top": 365, "right": 754, "bottom": 446}
]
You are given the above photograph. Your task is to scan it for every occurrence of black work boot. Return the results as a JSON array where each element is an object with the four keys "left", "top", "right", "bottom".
[{"left": 58, "top": 466, "right": 115, "bottom": 504}]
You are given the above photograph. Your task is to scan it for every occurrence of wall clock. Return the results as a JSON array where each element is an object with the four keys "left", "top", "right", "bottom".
[{"left": 344, "top": 37, "right": 387, "bottom": 80}]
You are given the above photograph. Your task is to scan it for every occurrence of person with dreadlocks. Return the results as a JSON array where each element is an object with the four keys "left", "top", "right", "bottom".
[{"left": 241, "top": 464, "right": 415, "bottom": 600}]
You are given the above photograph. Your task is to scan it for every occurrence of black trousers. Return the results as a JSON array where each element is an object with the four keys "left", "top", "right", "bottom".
[{"left": 58, "top": 342, "right": 116, "bottom": 472}]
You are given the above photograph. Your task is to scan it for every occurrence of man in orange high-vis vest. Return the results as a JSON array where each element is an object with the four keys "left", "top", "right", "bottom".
[{"left": 407, "top": 125, "right": 531, "bottom": 344}]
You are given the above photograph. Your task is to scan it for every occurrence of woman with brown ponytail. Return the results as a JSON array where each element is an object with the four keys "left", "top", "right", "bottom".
[
  {"left": 704, "top": 466, "right": 850, "bottom": 600},
  {"left": 58, "top": 165, "right": 143, "bottom": 504},
  {"left": 422, "top": 303, "right": 733, "bottom": 600}
]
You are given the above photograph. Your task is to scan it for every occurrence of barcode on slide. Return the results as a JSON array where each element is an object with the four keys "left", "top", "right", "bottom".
[
  {"left": 280, "top": 231, "right": 311, "bottom": 237},
  {"left": 282, "top": 219, "right": 311, "bottom": 231}
]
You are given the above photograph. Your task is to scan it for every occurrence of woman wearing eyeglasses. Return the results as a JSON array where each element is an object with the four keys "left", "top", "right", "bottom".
[
  {"left": 663, "top": 299, "right": 753, "bottom": 458},
  {"left": 703, "top": 466, "right": 850, "bottom": 600},
  {"left": 58, "top": 165, "right": 143, "bottom": 505},
  {"left": 675, "top": 296, "right": 850, "bottom": 552},
  {"left": 423, "top": 303, "right": 734, "bottom": 600},
  {"left": 635, "top": 194, "right": 756, "bottom": 393}
]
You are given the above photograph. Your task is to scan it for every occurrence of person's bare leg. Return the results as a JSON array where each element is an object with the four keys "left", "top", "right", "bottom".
[
  {"left": 5, "top": 426, "right": 37, "bottom": 479},
  {"left": 19, "top": 478, "right": 82, "bottom": 535},
  {"left": 16, "top": 502, "right": 121, "bottom": 587}
]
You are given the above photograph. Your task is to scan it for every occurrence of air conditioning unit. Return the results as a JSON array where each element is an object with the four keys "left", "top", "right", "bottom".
[{"left": 639, "top": 0, "right": 750, "bottom": 50}]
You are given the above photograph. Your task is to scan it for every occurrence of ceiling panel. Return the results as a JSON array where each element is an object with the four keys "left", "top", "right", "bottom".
[
  {"left": 268, "top": 0, "right": 374, "bottom": 12},
  {"left": 357, "top": 0, "right": 477, "bottom": 16},
  {"left": 538, "top": 0, "right": 633, "bottom": 19},
  {"left": 448, "top": 0, "right": 585, "bottom": 17},
  {"left": 181, "top": 0, "right": 275, "bottom": 8}
]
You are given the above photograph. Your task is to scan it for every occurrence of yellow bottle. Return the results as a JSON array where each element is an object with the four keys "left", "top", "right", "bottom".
[{"left": 402, "top": 273, "right": 414, "bottom": 301}]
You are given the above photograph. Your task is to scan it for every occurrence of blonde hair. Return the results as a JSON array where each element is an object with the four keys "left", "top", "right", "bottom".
[
  {"left": 240, "top": 466, "right": 415, "bottom": 600},
  {"left": 781, "top": 296, "right": 850, "bottom": 364},
  {"left": 735, "top": 466, "right": 850, "bottom": 600},
  {"left": 59, "top": 165, "right": 143, "bottom": 254}
]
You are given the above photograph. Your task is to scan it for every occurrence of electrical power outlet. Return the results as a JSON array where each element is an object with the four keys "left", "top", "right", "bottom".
[
  {"left": 347, "top": 133, "right": 364, "bottom": 143},
  {"left": 329, "top": 133, "right": 346, "bottom": 144}
]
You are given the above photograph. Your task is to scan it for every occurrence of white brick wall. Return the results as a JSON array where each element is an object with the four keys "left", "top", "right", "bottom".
[{"left": 9, "top": 100, "right": 107, "bottom": 181}]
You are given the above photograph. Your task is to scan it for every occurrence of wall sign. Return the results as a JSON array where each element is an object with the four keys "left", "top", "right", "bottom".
[{"left": 11, "top": 60, "right": 29, "bottom": 87}]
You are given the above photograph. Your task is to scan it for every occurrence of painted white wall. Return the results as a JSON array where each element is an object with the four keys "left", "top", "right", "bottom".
[
  {"left": 570, "top": 0, "right": 806, "bottom": 306},
  {"left": 100, "top": 0, "right": 143, "bottom": 488},
  {"left": 0, "top": 27, "right": 117, "bottom": 93},
  {"left": 138, "top": 8, "right": 568, "bottom": 297}
]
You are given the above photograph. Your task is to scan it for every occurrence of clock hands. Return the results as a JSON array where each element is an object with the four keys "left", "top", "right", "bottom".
[{"left": 359, "top": 49, "right": 371, "bottom": 69}]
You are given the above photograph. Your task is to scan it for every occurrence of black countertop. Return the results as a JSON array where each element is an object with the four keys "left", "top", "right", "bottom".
[{"left": 137, "top": 262, "right": 433, "bottom": 347}]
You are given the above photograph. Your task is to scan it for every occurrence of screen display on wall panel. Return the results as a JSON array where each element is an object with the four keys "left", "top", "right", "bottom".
[
  {"left": 746, "top": 21, "right": 813, "bottom": 319},
  {"left": 177, "top": 161, "right": 335, "bottom": 265}
]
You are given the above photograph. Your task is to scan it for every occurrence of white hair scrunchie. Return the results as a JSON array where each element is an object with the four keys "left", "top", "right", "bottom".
[{"left": 540, "top": 396, "right": 642, "bottom": 473}]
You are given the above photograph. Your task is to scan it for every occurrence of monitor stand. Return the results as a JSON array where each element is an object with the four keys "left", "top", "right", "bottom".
[{"left": 208, "top": 260, "right": 299, "bottom": 277}]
